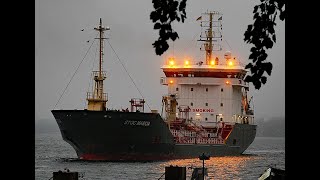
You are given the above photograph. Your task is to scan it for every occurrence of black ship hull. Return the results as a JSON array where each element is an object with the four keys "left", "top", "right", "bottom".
[{"left": 52, "top": 110, "right": 256, "bottom": 161}]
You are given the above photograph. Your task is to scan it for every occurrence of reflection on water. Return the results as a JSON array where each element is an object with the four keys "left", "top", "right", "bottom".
[
  {"left": 36, "top": 133, "right": 285, "bottom": 180},
  {"left": 159, "top": 155, "right": 261, "bottom": 179}
]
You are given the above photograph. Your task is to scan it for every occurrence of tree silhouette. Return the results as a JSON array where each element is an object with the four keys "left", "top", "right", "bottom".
[
  {"left": 244, "top": 0, "right": 285, "bottom": 89},
  {"left": 150, "top": 0, "right": 285, "bottom": 90},
  {"left": 150, "top": 0, "right": 186, "bottom": 56}
]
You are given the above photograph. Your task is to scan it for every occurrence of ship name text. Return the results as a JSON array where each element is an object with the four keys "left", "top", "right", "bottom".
[
  {"left": 191, "top": 108, "right": 214, "bottom": 113},
  {"left": 124, "top": 120, "right": 150, "bottom": 127}
]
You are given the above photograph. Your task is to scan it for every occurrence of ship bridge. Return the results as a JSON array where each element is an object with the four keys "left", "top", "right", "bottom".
[
  {"left": 161, "top": 62, "right": 247, "bottom": 78},
  {"left": 160, "top": 11, "right": 254, "bottom": 126},
  {"left": 160, "top": 54, "right": 253, "bottom": 126},
  {"left": 160, "top": 54, "right": 249, "bottom": 87}
]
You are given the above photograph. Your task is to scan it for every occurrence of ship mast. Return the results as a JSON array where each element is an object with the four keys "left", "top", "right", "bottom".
[
  {"left": 198, "top": 11, "right": 222, "bottom": 65},
  {"left": 206, "top": 13, "right": 213, "bottom": 65},
  {"left": 86, "top": 18, "right": 110, "bottom": 111}
]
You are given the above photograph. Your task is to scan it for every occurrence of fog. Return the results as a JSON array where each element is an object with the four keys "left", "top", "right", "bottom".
[{"left": 35, "top": 0, "right": 285, "bottom": 124}]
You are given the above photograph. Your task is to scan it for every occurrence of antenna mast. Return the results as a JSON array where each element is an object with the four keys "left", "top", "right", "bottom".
[
  {"left": 94, "top": 18, "right": 109, "bottom": 78},
  {"left": 86, "top": 18, "right": 110, "bottom": 111},
  {"left": 198, "top": 11, "right": 223, "bottom": 65}
]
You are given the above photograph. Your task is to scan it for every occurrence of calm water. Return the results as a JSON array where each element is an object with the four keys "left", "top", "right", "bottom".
[{"left": 35, "top": 132, "right": 285, "bottom": 180}]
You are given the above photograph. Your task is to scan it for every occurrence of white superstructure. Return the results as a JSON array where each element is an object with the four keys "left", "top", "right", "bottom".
[{"left": 160, "top": 11, "right": 254, "bottom": 128}]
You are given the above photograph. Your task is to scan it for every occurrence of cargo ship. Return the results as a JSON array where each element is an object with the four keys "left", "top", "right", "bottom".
[{"left": 52, "top": 11, "right": 256, "bottom": 161}]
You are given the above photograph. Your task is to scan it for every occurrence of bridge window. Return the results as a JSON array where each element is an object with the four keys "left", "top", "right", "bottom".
[
  {"left": 176, "top": 87, "right": 179, "bottom": 91},
  {"left": 191, "top": 102, "right": 193, "bottom": 106},
  {"left": 221, "top": 88, "right": 223, "bottom": 92},
  {"left": 205, "top": 103, "right": 208, "bottom": 106},
  {"left": 206, "top": 88, "right": 208, "bottom": 92},
  {"left": 220, "top": 103, "right": 223, "bottom": 107},
  {"left": 205, "top": 117, "right": 208, "bottom": 121},
  {"left": 191, "top": 88, "right": 193, "bottom": 91}
]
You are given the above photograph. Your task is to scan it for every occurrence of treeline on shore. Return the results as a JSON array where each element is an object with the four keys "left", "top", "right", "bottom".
[{"left": 255, "top": 117, "right": 285, "bottom": 137}]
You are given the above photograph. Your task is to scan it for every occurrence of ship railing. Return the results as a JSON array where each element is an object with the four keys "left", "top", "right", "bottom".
[
  {"left": 173, "top": 136, "right": 225, "bottom": 145},
  {"left": 199, "top": 121, "right": 234, "bottom": 128},
  {"left": 234, "top": 79, "right": 249, "bottom": 87},
  {"left": 175, "top": 137, "right": 225, "bottom": 144},
  {"left": 198, "top": 132, "right": 217, "bottom": 138},
  {"left": 86, "top": 92, "right": 108, "bottom": 101},
  {"left": 233, "top": 114, "right": 254, "bottom": 124},
  {"left": 170, "top": 129, "right": 183, "bottom": 138},
  {"left": 196, "top": 137, "right": 224, "bottom": 144},
  {"left": 171, "top": 129, "right": 178, "bottom": 137},
  {"left": 91, "top": 71, "right": 107, "bottom": 79},
  {"left": 184, "top": 131, "right": 191, "bottom": 137}
]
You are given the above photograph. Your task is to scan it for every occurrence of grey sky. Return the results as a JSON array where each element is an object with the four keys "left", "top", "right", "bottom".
[{"left": 35, "top": 0, "right": 285, "bottom": 122}]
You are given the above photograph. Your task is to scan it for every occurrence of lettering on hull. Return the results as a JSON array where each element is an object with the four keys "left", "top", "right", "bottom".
[
  {"left": 191, "top": 108, "right": 214, "bottom": 113},
  {"left": 124, "top": 120, "right": 150, "bottom": 127}
]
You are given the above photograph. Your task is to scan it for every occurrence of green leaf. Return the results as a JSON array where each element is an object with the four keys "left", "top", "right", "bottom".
[
  {"left": 181, "top": 15, "right": 185, "bottom": 23},
  {"left": 260, "top": 4, "right": 265, "bottom": 12},
  {"left": 244, "top": 30, "right": 252, "bottom": 42},
  {"left": 272, "top": 34, "right": 276, "bottom": 43},
  {"left": 154, "top": 23, "right": 161, "bottom": 30},
  {"left": 267, "top": 4, "right": 276, "bottom": 14},
  {"left": 258, "top": 52, "right": 268, "bottom": 62},
  {"left": 249, "top": 53, "right": 256, "bottom": 60},
  {"left": 244, "top": 75, "right": 252, "bottom": 82},
  {"left": 261, "top": 76, "right": 267, "bottom": 84},
  {"left": 250, "top": 65, "right": 258, "bottom": 74},
  {"left": 253, "top": 5, "right": 259, "bottom": 13},
  {"left": 245, "top": 63, "right": 253, "bottom": 69},
  {"left": 264, "top": 38, "right": 273, "bottom": 49},
  {"left": 250, "top": 47, "right": 257, "bottom": 53},
  {"left": 170, "top": 32, "right": 179, "bottom": 41},
  {"left": 150, "top": 11, "right": 160, "bottom": 22},
  {"left": 152, "top": 0, "right": 161, "bottom": 9},
  {"left": 279, "top": 10, "right": 285, "bottom": 21},
  {"left": 254, "top": 80, "right": 261, "bottom": 89},
  {"left": 273, "top": 11, "right": 278, "bottom": 22},
  {"left": 263, "top": 62, "right": 273, "bottom": 76},
  {"left": 267, "top": 21, "right": 275, "bottom": 34},
  {"left": 277, "top": 1, "right": 285, "bottom": 10}
]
